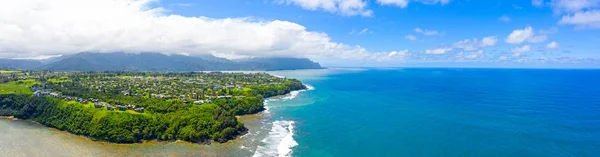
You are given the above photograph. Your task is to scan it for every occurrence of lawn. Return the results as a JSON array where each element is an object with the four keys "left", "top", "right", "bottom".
[
  {"left": 48, "top": 77, "right": 72, "bottom": 83},
  {"left": 0, "top": 70, "right": 19, "bottom": 73},
  {"left": 0, "top": 79, "right": 37, "bottom": 95}
]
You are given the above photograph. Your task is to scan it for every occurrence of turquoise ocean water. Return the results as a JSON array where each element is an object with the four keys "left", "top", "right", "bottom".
[{"left": 264, "top": 68, "right": 600, "bottom": 157}]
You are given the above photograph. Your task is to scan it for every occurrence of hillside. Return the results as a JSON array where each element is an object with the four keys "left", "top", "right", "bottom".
[{"left": 0, "top": 52, "right": 324, "bottom": 71}]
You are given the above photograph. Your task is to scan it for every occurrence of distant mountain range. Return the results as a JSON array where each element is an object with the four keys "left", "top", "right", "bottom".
[{"left": 0, "top": 52, "right": 323, "bottom": 71}]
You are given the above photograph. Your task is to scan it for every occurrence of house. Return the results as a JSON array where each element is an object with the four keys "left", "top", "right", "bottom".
[
  {"left": 134, "top": 107, "right": 145, "bottom": 113},
  {"left": 193, "top": 100, "right": 205, "bottom": 104},
  {"left": 89, "top": 98, "right": 99, "bottom": 102},
  {"left": 225, "top": 84, "right": 235, "bottom": 89},
  {"left": 106, "top": 105, "right": 115, "bottom": 110},
  {"left": 237, "top": 86, "right": 243, "bottom": 90},
  {"left": 34, "top": 90, "right": 42, "bottom": 97},
  {"left": 125, "top": 104, "right": 136, "bottom": 109},
  {"left": 116, "top": 105, "right": 127, "bottom": 111},
  {"left": 94, "top": 102, "right": 104, "bottom": 108},
  {"left": 49, "top": 93, "right": 59, "bottom": 98},
  {"left": 213, "top": 84, "right": 222, "bottom": 90}
]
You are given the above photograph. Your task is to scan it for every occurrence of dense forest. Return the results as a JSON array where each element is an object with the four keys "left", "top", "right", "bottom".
[{"left": 0, "top": 72, "right": 306, "bottom": 144}]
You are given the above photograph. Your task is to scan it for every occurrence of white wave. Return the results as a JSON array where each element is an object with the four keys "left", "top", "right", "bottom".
[
  {"left": 253, "top": 121, "right": 298, "bottom": 157},
  {"left": 279, "top": 84, "right": 314, "bottom": 100},
  {"left": 272, "top": 74, "right": 285, "bottom": 78},
  {"left": 263, "top": 105, "right": 271, "bottom": 113},
  {"left": 281, "top": 91, "right": 300, "bottom": 100},
  {"left": 305, "top": 84, "right": 315, "bottom": 90}
]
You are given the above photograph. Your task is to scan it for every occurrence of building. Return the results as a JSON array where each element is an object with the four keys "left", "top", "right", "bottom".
[
  {"left": 193, "top": 100, "right": 205, "bottom": 104},
  {"left": 50, "top": 93, "right": 60, "bottom": 98},
  {"left": 94, "top": 102, "right": 104, "bottom": 108},
  {"left": 116, "top": 105, "right": 127, "bottom": 111},
  {"left": 134, "top": 107, "right": 145, "bottom": 113},
  {"left": 33, "top": 90, "right": 42, "bottom": 97},
  {"left": 125, "top": 104, "right": 136, "bottom": 109}
]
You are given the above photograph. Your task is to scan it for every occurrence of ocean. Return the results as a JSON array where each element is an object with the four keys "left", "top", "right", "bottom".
[
  {"left": 2, "top": 68, "right": 600, "bottom": 157},
  {"left": 267, "top": 68, "right": 600, "bottom": 156}
]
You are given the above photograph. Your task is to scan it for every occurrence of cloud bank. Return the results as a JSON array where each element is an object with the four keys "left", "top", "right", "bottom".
[{"left": 0, "top": 0, "right": 404, "bottom": 63}]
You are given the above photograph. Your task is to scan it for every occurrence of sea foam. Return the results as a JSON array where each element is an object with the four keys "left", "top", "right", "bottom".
[
  {"left": 253, "top": 121, "right": 298, "bottom": 157},
  {"left": 253, "top": 84, "right": 313, "bottom": 156}
]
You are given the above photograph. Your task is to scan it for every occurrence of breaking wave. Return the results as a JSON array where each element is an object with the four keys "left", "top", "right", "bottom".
[
  {"left": 305, "top": 85, "right": 315, "bottom": 90},
  {"left": 253, "top": 84, "right": 312, "bottom": 157},
  {"left": 252, "top": 121, "right": 298, "bottom": 157}
]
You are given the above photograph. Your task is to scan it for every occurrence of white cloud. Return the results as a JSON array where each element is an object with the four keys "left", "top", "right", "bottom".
[
  {"left": 499, "top": 16, "right": 511, "bottom": 22},
  {"left": 532, "top": 0, "right": 544, "bottom": 7},
  {"left": 453, "top": 36, "right": 497, "bottom": 51},
  {"left": 350, "top": 28, "right": 371, "bottom": 35},
  {"left": 282, "top": 0, "right": 451, "bottom": 16},
  {"left": 377, "top": 0, "right": 409, "bottom": 8},
  {"left": 414, "top": 27, "right": 440, "bottom": 36},
  {"left": 527, "top": 35, "right": 548, "bottom": 43},
  {"left": 511, "top": 45, "right": 532, "bottom": 53},
  {"left": 377, "top": 0, "right": 450, "bottom": 8},
  {"left": 358, "top": 28, "right": 371, "bottom": 35},
  {"left": 405, "top": 35, "right": 418, "bottom": 41},
  {"left": 170, "top": 3, "right": 194, "bottom": 7},
  {"left": 0, "top": 0, "right": 403, "bottom": 63},
  {"left": 481, "top": 36, "right": 498, "bottom": 46},
  {"left": 417, "top": 0, "right": 451, "bottom": 5},
  {"left": 550, "top": 0, "right": 599, "bottom": 13},
  {"left": 277, "top": 0, "right": 373, "bottom": 16},
  {"left": 456, "top": 50, "right": 484, "bottom": 59},
  {"left": 465, "top": 50, "right": 484, "bottom": 59},
  {"left": 505, "top": 26, "right": 548, "bottom": 44},
  {"left": 559, "top": 10, "right": 600, "bottom": 28},
  {"left": 546, "top": 41, "right": 560, "bottom": 49},
  {"left": 425, "top": 47, "right": 453, "bottom": 54}
]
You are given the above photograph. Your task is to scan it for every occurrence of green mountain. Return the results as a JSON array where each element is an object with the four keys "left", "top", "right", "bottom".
[{"left": 0, "top": 52, "right": 323, "bottom": 71}]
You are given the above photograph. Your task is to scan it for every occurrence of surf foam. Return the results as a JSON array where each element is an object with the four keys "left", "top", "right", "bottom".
[
  {"left": 253, "top": 121, "right": 298, "bottom": 157},
  {"left": 253, "top": 84, "right": 312, "bottom": 156},
  {"left": 305, "top": 84, "right": 315, "bottom": 90}
]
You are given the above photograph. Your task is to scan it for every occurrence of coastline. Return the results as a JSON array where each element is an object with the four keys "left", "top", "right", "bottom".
[
  {"left": 0, "top": 116, "right": 15, "bottom": 120},
  {"left": 0, "top": 84, "right": 309, "bottom": 146}
]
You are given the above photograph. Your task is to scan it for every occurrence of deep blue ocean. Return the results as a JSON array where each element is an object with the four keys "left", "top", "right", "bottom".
[{"left": 266, "top": 68, "right": 600, "bottom": 157}]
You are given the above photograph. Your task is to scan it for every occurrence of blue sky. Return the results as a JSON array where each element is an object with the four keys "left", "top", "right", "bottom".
[
  {"left": 160, "top": 0, "right": 600, "bottom": 67},
  {"left": 2, "top": 0, "right": 600, "bottom": 67}
]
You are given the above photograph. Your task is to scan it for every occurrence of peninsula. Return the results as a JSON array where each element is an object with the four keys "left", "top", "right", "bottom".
[{"left": 0, "top": 71, "right": 306, "bottom": 144}]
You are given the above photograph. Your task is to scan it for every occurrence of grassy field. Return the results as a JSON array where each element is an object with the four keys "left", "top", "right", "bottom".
[
  {"left": 63, "top": 100, "right": 145, "bottom": 116},
  {"left": 0, "top": 70, "right": 20, "bottom": 73},
  {"left": 0, "top": 79, "right": 36, "bottom": 94},
  {"left": 48, "top": 77, "right": 72, "bottom": 83}
]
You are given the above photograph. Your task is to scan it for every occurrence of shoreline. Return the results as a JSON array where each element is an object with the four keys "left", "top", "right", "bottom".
[
  {"left": 0, "top": 85, "right": 308, "bottom": 146},
  {"left": 0, "top": 116, "right": 15, "bottom": 119}
]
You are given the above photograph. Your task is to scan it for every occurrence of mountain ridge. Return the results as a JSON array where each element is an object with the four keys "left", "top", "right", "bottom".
[{"left": 0, "top": 52, "right": 323, "bottom": 71}]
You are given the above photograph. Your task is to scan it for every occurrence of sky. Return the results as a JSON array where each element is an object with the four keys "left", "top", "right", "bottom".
[{"left": 1, "top": 0, "right": 600, "bottom": 68}]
